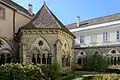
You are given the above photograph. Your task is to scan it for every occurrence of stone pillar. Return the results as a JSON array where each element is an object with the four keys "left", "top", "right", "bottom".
[{"left": 118, "top": 57, "right": 120, "bottom": 65}]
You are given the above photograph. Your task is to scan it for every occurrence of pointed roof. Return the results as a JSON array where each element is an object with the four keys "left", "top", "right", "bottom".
[{"left": 20, "top": 3, "right": 75, "bottom": 38}]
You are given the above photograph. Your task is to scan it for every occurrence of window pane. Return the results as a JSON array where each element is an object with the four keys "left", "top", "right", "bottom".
[
  {"left": 117, "top": 31, "right": 119, "bottom": 40},
  {"left": 106, "top": 32, "right": 108, "bottom": 41},
  {"left": 103, "top": 32, "right": 108, "bottom": 42},
  {"left": 80, "top": 36, "right": 84, "bottom": 43}
]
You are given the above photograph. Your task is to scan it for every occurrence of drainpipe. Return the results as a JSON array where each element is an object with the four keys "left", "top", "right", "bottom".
[{"left": 13, "top": 10, "right": 16, "bottom": 38}]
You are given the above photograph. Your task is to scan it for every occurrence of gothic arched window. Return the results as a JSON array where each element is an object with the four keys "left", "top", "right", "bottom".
[
  {"left": 37, "top": 54, "right": 41, "bottom": 64},
  {"left": 32, "top": 54, "right": 36, "bottom": 64},
  {"left": 42, "top": 54, "right": 46, "bottom": 64},
  {"left": 6, "top": 54, "right": 11, "bottom": 63},
  {"left": 0, "top": 54, "right": 5, "bottom": 65}
]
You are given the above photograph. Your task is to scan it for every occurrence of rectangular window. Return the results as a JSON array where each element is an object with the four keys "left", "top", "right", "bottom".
[
  {"left": 80, "top": 36, "right": 84, "bottom": 43},
  {"left": 0, "top": 7, "right": 5, "bottom": 19},
  {"left": 117, "top": 30, "right": 120, "bottom": 40},
  {"left": 91, "top": 35, "right": 97, "bottom": 43},
  {"left": 103, "top": 32, "right": 108, "bottom": 42}
]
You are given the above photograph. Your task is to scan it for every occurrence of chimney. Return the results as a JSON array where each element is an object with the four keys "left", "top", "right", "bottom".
[
  {"left": 28, "top": 4, "right": 33, "bottom": 14},
  {"left": 77, "top": 16, "right": 80, "bottom": 27}
]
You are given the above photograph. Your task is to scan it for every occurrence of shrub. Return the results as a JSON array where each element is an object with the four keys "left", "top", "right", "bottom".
[
  {"left": 74, "top": 68, "right": 89, "bottom": 71},
  {"left": 86, "top": 53, "right": 109, "bottom": 72},
  {"left": 0, "top": 63, "right": 47, "bottom": 80},
  {"left": 105, "top": 68, "right": 120, "bottom": 74},
  {"left": 75, "top": 74, "right": 120, "bottom": 80},
  {"left": 40, "top": 64, "right": 58, "bottom": 80}
]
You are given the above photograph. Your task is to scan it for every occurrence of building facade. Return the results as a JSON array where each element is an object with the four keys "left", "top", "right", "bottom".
[
  {"left": 0, "top": 0, "right": 32, "bottom": 63},
  {"left": 0, "top": 0, "right": 75, "bottom": 71},
  {"left": 67, "top": 14, "right": 120, "bottom": 68}
]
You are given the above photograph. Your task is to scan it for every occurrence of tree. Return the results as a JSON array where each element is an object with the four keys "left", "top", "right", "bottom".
[{"left": 86, "top": 52, "right": 110, "bottom": 72}]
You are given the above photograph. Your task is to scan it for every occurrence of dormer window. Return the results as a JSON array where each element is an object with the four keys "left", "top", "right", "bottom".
[{"left": 0, "top": 7, "right": 5, "bottom": 19}]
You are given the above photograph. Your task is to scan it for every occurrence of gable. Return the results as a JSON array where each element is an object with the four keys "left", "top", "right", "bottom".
[{"left": 32, "top": 5, "right": 59, "bottom": 28}]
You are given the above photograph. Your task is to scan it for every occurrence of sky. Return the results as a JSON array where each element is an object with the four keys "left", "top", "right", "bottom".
[{"left": 13, "top": 0, "right": 120, "bottom": 25}]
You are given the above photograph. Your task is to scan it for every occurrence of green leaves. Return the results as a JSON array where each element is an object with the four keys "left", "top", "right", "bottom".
[
  {"left": 0, "top": 64, "right": 46, "bottom": 80},
  {"left": 86, "top": 53, "right": 109, "bottom": 72},
  {"left": 0, "top": 63, "right": 62, "bottom": 80}
]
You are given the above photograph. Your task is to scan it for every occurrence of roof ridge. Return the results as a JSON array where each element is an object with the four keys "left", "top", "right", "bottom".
[
  {"left": 44, "top": 5, "right": 62, "bottom": 28},
  {"left": 67, "top": 13, "right": 120, "bottom": 25}
]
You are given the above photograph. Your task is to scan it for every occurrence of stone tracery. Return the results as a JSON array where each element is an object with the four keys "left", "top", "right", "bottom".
[
  {"left": 107, "top": 49, "right": 120, "bottom": 65},
  {"left": 29, "top": 37, "right": 52, "bottom": 64},
  {"left": 61, "top": 40, "right": 71, "bottom": 68}
]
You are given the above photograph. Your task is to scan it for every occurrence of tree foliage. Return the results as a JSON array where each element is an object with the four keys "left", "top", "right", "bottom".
[{"left": 86, "top": 52, "right": 110, "bottom": 72}]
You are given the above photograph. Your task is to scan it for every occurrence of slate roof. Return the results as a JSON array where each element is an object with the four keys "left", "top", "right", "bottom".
[
  {"left": 66, "top": 13, "right": 120, "bottom": 29},
  {"left": 20, "top": 3, "right": 75, "bottom": 38},
  {"left": 0, "top": 0, "right": 33, "bottom": 17}
]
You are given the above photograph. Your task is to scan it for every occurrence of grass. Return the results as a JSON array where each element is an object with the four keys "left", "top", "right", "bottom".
[
  {"left": 72, "top": 74, "right": 92, "bottom": 80},
  {"left": 72, "top": 77, "right": 84, "bottom": 80}
]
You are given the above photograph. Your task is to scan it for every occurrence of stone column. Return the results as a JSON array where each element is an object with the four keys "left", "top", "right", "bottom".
[
  {"left": 111, "top": 57, "right": 113, "bottom": 65},
  {"left": 116, "top": 57, "right": 118, "bottom": 65},
  {"left": 118, "top": 57, "right": 120, "bottom": 65}
]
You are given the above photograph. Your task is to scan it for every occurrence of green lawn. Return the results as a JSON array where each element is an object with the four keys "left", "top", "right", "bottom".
[
  {"left": 72, "top": 75, "right": 92, "bottom": 80},
  {"left": 72, "top": 77, "right": 83, "bottom": 80}
]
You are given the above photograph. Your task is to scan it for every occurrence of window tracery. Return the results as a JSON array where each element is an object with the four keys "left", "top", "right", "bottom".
[{"left": 108, "top": 49, "right": 120, "bottom": 65}]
